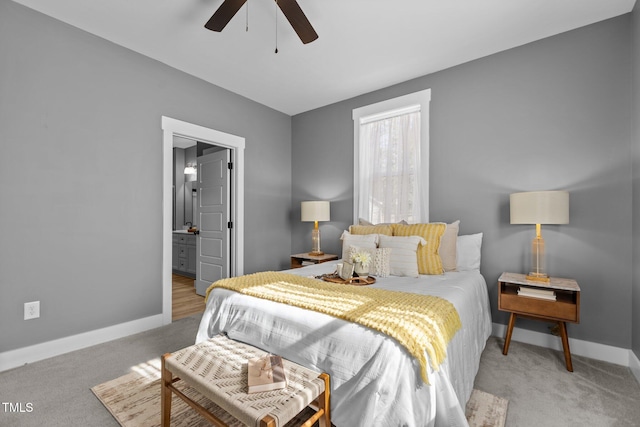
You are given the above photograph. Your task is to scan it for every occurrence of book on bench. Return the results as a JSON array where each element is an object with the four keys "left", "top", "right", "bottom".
[{"left": 248, "top": 355, "right": 287, "bottom": 393}]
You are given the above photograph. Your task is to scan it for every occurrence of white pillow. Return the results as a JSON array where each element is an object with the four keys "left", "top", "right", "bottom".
[
  {"left": 340, "top": 231, "right": 378, "bottom": 261},
  {"left": 440, "top": 220, "right": 460, "bottom": 272},
  {"left": 456, "top": 233, "right": 483, "bottom": 271},
  {"left": 378, "top": 235, "right": 426, "bottom": 278}
]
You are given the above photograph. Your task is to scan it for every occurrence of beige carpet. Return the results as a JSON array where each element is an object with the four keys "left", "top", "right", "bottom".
[{"left": 92, "top": 358, "right": 507, "bottom": 427}]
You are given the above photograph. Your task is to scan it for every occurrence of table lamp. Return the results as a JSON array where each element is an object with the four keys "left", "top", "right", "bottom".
[
  {"left": 301, "top": 201, "right": 330, "bottom": 256},
  {"left": 510, "top": 191, "right": 569, "bottom": 282}
]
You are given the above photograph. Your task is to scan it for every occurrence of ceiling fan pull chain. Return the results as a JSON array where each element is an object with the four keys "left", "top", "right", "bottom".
[
  {"left": 246, "top": 0, "right": 249, "bottom": 32},
  {"left": 274, "top": 0, "right": 279, "bottom": 53}
]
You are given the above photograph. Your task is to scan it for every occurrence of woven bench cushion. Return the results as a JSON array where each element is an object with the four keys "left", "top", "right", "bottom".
[{"left": 165, "top": 334, "right": 325, "bottom": 427}]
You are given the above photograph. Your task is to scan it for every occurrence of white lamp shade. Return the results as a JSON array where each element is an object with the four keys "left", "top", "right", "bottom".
[
  {"left": 301, "top": 201, "right": 330, "bottom": 222},
  {"left": 510, "top": 191, "right": 569, "bottom": 225}
]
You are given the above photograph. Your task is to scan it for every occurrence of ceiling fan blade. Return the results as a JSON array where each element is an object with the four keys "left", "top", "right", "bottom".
[
  {"left": 205, "top": 0, "right": 248, "bottom": 32},
  {"left": 276, "top": 0, "right": 318, "bottom": 44}
]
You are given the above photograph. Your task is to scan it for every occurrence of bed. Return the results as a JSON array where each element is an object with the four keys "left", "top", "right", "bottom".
[{"left": 196, "top": 232, "right": 492, "bottom": 427}]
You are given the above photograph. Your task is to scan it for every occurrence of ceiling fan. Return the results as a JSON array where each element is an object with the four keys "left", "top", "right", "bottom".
[{"left": 205, "top": 0, "right": 318, "bottom": 44}]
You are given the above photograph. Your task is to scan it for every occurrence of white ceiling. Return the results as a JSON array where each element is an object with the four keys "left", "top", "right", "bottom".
[{"left": 11, "top": 0, "right": 636, "bottom": 116}]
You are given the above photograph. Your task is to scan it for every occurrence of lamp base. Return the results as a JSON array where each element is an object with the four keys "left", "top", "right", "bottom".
[
  {"left": 526, "top": 272, "right": 550, "bottom": 283},
  {"left": 527, "top": 234, "right": 549, "bottom": 282},
  {"left": 309, "top": 227, "right": 323, "bottom": 257}
]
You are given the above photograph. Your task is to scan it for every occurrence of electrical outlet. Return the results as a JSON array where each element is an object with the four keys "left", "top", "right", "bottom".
[{"left": 24, "top": 301, "right": 40, "bottom": 320}]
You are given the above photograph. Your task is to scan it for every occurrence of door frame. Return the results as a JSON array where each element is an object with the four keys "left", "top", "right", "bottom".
[{"left": 162, "top": 116, "right": 245, "bottom": 325}]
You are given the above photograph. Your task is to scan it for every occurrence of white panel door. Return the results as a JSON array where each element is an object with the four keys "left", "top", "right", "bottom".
[{"left": 195, "top": 150, "right": 230, "bottom": 296}]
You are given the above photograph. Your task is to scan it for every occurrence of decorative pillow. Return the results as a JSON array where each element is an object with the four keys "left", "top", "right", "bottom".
[
  {"left": 340, "top": 231, "right": 378, "bottom": 261},
  {"left": 372, "top": 247, "right": 391, "bottom": 278},
  {"left": 358, "top": 219, "right": 408, "bottom": 235},
  {"left": 358, "top": 218, "right": 409, "bottom": 226},
  {"left": 378, "top": 235, "right": 426, "bottom": 278},
  {"left": 440, "top": 220, "right": 460, "bottom": 272},
  {"left": 393, "top": 223, "right": 447, "bottom": 275},
  {"left": 349, "top": 224, "right": 393, "bottom": 236},
  {"left": 457, "top": 233, "right": 483, "bottom": 271},
  {"left": 348, "top": 246, "right": 391, "bottom": 278}
]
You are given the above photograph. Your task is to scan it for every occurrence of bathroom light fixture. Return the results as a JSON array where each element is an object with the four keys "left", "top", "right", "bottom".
[
  {"left": 301, "top": 201, "right": 330, "bottom": 256},
  {"left": 510, "top": 190, "right": 569, "bottom": 282},
  {"left": 184, "top": 163, "right": 197, "bottom": 183}
]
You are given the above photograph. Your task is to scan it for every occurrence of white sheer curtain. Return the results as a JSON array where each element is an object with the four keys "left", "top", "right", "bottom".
[{"left": 358, "top": 110, "right": 421, "bottom": 224}]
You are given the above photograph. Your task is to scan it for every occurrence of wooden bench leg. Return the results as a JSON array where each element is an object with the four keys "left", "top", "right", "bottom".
[
  {"left": 161, "top": 354, "right": 173, "bottom": 427},
  {"left": 318, "top": 373, "right": 331, "bottom": 427},
  {"left": 259, "top": 415, "right": 277, "bottom": 427},
  {"left": 296, "top": 373, "right": 331, "bottom": 427}
]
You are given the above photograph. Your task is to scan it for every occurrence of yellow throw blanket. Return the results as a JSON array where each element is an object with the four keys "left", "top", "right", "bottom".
[{"left": 206, "top": 271, "right": 461, "bottom": 384}]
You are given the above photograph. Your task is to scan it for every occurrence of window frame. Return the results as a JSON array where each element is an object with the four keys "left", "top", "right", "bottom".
[{"left": 352, "top": 89, "right": 432, "bottom": 225}]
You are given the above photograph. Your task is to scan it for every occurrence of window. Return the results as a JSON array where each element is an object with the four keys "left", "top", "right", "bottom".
[{"left": 352, "top": 89, "right": 431, "bottom": 224}]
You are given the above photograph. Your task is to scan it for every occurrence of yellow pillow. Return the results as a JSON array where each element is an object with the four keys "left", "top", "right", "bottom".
[
  {"left": 357, "top": 219, "right": 407, "bottom": 235},
  {"left": 349, "top": 224, "right": 393, "bottom": 236},
  {"left": 393, "top": 223, "right": 447, "bottom": 274}
]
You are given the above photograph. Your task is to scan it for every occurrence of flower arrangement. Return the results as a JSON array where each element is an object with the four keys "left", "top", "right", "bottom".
[{"left": 351, "top": 251, "right": 372, "bottom": 267}]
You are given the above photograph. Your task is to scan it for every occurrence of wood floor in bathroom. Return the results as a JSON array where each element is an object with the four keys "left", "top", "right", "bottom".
[{"left": 172, "top": 273, "right": 205, "bottom": 321}]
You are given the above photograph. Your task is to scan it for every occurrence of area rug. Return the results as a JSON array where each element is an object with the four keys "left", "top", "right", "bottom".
[
  {"left": 465, "top": 389, "right": 508, "bottom": 427},
  {"left": 92, "top": 359, "right": 508, "bottom": 427}
]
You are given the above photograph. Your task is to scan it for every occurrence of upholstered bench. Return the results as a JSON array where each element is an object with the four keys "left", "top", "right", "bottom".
[{"left": 161, "top": 334, "right": 331, "bottom": 427}]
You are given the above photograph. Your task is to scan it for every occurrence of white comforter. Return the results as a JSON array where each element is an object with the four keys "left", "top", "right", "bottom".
[{"left": 196, "top": 262, "right": 492, "bottom": 427}]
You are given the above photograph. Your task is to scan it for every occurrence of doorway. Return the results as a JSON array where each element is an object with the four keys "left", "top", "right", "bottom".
[{"left": 162, "top": 116, "right": 245, "bottom": 325}]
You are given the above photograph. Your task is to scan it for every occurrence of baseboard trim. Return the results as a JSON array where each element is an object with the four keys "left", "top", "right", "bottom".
[
  {"left": 492, "top": 322, "right": 633, "bottom": 368},
  {"left": 630, "top": 349, "right": 640, "bottom": 385},
  {"left": 0, "top": 314, "right": 164, "bottom": 373}
]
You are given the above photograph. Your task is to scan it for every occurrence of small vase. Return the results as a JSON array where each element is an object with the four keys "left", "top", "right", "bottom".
[{"left": 354, "top": 262, "right": 369, "bottom": 278}]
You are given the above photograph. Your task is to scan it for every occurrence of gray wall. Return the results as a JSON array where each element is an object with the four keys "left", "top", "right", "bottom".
[
  {"left": 633, "top": 2, "right": 640, "bottom": 361},
  {"left": 292, "top": 15, "right": 634, "bottom": 349},
  {"left": 0, "top": 0, "right": 292, "bottom": 353}
]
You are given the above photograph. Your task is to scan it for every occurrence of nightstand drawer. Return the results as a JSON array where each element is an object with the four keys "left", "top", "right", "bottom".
[{"left": 499, "top": 292, "right": 578, "bottom": 322}]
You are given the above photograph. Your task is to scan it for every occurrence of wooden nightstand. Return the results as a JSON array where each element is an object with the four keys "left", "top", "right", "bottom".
[
  {"left": 498, "top": 272, "right": 580, "bottom": 371},
  {"left": 290, "top": 253, "right": 338, "bottom": 269}
]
